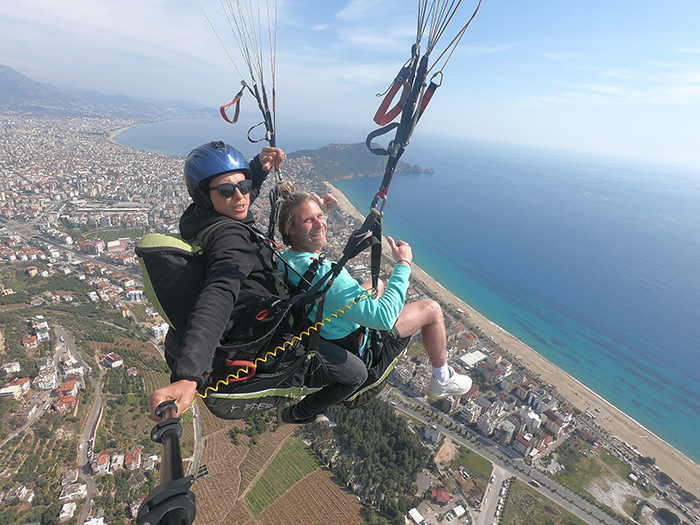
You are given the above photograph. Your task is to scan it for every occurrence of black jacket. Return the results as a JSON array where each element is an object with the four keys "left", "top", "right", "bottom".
[{"left": 165, "top": 155, "right": 281, "bottom": 386}]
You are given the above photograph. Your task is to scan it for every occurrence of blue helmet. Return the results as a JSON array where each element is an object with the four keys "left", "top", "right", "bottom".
[{"left": 184, "top": 141, "right": 251, "bottom": 209}]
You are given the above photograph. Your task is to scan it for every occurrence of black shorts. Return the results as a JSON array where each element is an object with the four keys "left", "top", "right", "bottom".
[{"left": 341, "top": 326, "right": 411, "bottom": 409}]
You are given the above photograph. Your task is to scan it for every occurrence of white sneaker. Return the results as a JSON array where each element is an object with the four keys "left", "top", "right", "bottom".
[{"left": 425, "top": 367, "right": 472, "bottom": 400}]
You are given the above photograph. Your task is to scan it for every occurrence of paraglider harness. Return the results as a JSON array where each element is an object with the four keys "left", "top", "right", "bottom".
[
  {"left": 135, "top": 207, "right": 392, "bottom": 419},
  {"left": 196, "top": 207, "right": 395, "bottom": 418}
]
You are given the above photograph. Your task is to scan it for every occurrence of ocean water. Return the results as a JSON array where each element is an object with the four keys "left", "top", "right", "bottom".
[
  {"left": 115, "top": 117, "right": 353, "bottom": 159},
  {"left": 116, "top": 120, "right": 700, "bottom": 465},
  {"left": 337, "top": 141, "right": 700, "bottom": 465}
]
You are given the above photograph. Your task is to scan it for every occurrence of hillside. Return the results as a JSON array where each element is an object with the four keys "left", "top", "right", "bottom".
[
  {"left": 288, "top": 142, "right": 433, "bottom": 181},
  {"left": 0, "top": 64, "right": 216, "bottom": 120}
]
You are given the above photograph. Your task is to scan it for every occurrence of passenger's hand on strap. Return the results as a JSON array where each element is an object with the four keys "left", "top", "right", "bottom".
[
  {"left": 148, "top": 379, "right": 198, "bottom": 421},
  {"left": 387, "top": 236, "right": 412, "bottom": 267},
  {"left": 259, "top": 146, "right": 285, "bottom": 172}
]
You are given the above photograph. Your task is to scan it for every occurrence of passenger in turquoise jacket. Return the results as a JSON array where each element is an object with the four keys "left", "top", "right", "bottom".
[
  {"left": 279, "top": 249, "right": 410, "bottom": 355},
  {"left": 277, "top": 192, "right": 473, "bottom": 408}
]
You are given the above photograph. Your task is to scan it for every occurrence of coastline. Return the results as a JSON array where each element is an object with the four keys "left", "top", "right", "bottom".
[
  {"left": 106, "top": 124, "right": 137, "bottom": 142},
  {"left": 326, "top": 180, "right": 700, "bottom": 496}
]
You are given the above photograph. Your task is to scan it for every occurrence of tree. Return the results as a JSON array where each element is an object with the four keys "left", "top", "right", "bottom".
[
  {"left": 657, "top": 472, "right": 674, "bottom": 486},
  {"left": 657, "top": 508, "right": 680, "bottom": 525},
  {"left": 41, "top": 502, "right": 61, "bottom": 525}
]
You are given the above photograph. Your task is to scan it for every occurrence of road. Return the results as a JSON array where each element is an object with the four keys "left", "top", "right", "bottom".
[
  {"left": 381, "top": 386, "right": 623, "bottom": 525},
  {"left": 188, "top": 401, "right": 202, "bottom": 478},
  {"left": 0, "top": 324, "right": 104, "bottom": 525},
  {"left": 57, "top": 325, "right": 104, "bottom": 525},
  {"left": 0, "top": 391, "right": 52, "bottom": 449},
  {"left": 76, "top": 364, "right": 104, "bottom": 525}
]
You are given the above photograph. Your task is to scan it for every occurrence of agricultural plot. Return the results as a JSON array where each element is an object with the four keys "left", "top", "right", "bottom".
[
  {"left": 219, "top": 500, "right": 255, "bottom": 525},
  {"left": 246, "top": 438, "right": 321, "bottom": 515},
  {"left": 239, "top": 424, "right": 295, "bottom": 493},
  {"left": 188, "top": 400, "right": 361, "bottom": 525},
  {"left": 258, "top": 469, "right": 362, "bottom": 525},
  {"left": 190, "top": 407, "right": 290, "bottom": 524},
  {"left": 191, "top": 428, "right": 249, "bottom": 525}
]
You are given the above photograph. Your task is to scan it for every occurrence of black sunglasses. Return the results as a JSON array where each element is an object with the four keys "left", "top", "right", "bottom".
[{"left": 210, "top": 179, "right": 252, "bottom": 198}]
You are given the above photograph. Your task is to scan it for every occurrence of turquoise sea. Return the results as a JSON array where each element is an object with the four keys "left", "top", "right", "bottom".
[{"left": 117, "top": 118, "right": 700, "bottom": 465}]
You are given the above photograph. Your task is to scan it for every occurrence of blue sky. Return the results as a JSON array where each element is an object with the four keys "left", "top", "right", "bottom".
[{"left": 2, "top": 0, "right": 700, "bottom": 168}]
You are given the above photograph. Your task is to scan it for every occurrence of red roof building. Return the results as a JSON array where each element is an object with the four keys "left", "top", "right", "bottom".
[
  {"left": 53, "top": 395, "right": 76, "bottom": 412},
  {"left": 21, "top": 335, "right": 39, "bottom": 349},
  {"left": 430, "top": 486, "right": 451, "bottom": 505},
  {"left": 125, "top": 449, "right": 142, "bottom": 471}
]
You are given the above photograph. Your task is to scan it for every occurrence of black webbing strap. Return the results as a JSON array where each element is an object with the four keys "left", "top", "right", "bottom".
[
  {"left": 267, "top": 185, "right": 283, "bottom": 240},
  {"left": 245, "top": 81, "right": 276, "bottom": 145},
  {"left": 367, "top": 211, "right": 383, "bottom": 360},
  {"left": 295, "top": 253, "right": 326, "bottom": 355},
  {"left": 298, "top": 254, "right": 325, "bottom": 292},
  {"left": 304, "top": 208, "right": 383, "bottom": 300}
]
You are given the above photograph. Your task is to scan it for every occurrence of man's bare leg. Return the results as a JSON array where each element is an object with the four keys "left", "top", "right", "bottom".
[
  {"left": 395, "top": 299, "right": 472, "bottom": 400},
  {"left": 395, "top": 299, "right": 446, "bottom": 367}
]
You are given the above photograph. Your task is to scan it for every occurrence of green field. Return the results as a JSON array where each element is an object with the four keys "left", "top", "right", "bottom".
[
  {"left": 450, "top": 445, "right": 493, "bottom": 480},
  {"left": 501, "top": 480, "right": 588, "bottom": 525},
  {"left": 85, "top": 229, "right": 144, "bottom": 241},
  {"left": 245, "top": 437, "right": 321, "bottom": 516},
  {"left": 553, "top": 438, "right": 633, "bottom": 495}
]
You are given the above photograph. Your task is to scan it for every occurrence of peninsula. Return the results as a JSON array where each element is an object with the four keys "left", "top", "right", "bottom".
[{"left": 287, "top": 142, "right": 434, "bottom": 181}]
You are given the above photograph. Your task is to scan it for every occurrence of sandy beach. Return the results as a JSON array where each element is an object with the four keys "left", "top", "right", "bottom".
[
  {"left": 327, "top": 181, "right": 700, "bottom": 497},
  {"left": 106, "top": 124, "right": 137, "bottom": 141}
]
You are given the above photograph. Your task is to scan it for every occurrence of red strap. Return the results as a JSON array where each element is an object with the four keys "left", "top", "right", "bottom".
[
  {"left": 224, "top": 360, "right": 256, "bottom": 382},
  {"left": 417, "top": 80, "right": 439, "bottom": 119},
  {"left": 373, "top": 68, "right": 413, "bottom": 126},
  {"left": 255, "top": 309, "right": 270, "bottom": 321},
  {"left": 220, "top": 88, "right": 244, "bottom": 124}
]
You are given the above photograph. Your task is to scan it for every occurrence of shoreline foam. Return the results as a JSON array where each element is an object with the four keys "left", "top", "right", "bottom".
[{"left": 326, "top": 179, "right": 700, "bottom": 496}]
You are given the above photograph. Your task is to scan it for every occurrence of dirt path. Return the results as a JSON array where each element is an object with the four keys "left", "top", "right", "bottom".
[{"left": 435, "top": 437, "right": 459, "bottom": 466}]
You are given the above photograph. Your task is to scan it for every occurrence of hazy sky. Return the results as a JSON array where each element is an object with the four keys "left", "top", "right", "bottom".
[{"left": 2, "top": 0, "right": 700, "bottom": 169}]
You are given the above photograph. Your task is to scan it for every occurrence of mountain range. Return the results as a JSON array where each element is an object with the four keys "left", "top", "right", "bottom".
[{"left": 0, "top": 65, "right": 216, "bottom": 120}]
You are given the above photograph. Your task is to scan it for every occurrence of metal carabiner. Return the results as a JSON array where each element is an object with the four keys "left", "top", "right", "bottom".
[{"left": 370, "top": 193, "right": 387, "bottom": 214}]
